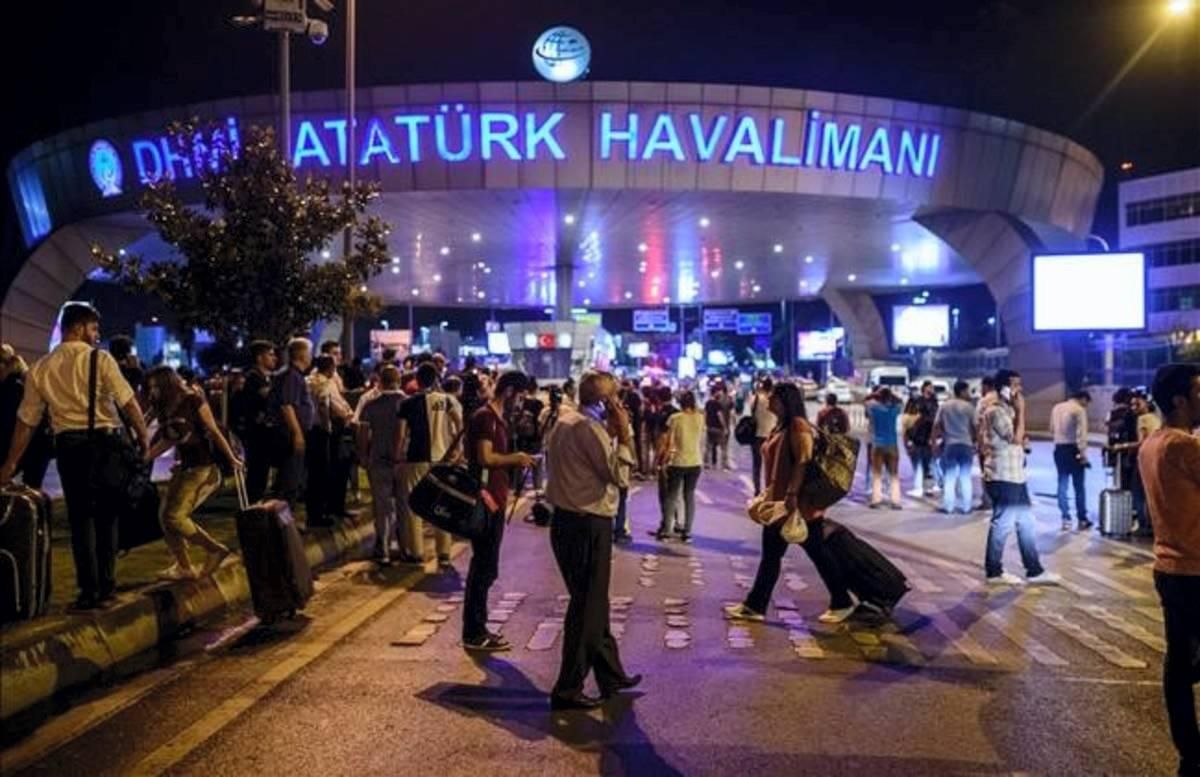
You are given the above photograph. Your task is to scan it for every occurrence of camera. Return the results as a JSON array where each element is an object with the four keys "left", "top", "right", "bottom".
[{"left": 306, "top": 19, "right": 329, "bottom": 45}]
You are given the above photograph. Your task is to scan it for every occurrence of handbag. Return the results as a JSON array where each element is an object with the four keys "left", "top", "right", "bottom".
[
  {"left": 87, "top": 349, "right": 152, "bottom": 505},
  {"left": 734, "top": 396, "right": 758, "bottom": 446},
  {"left": 745, "top": 495, "right": 808, "bottom": 543}
]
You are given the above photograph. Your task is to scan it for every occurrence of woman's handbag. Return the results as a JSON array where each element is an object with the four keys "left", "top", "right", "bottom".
[
  {"left": 745, "top": 495, "right": 808, "bottom": 543},
  {"left": 86, "top": 349, "right": 152, "bottom": 505},
  {"left": 734, "top": 396, "right": 759, "bottom": 446}
]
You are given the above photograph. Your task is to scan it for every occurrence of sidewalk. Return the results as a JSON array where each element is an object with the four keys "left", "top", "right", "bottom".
[{"left": 0, "top": 477, "right": 379, "bottom": 725}]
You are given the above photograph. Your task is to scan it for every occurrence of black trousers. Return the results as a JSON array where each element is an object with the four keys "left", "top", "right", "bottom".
[
  {"left": 550, "top": 509, "right": 628, "bottom": 696},
  {"left": 242, "top": 428, "right": 273, "bottom": 505},
  {"left": 751, "top": 437, "right": 767, "bottom": 495},
  {"left": 55, "top": 434, "right": 119, "bottom": 601},
  {"left": 745, "top": 516, "right": 852, "bottom": 613},
  {"left": 305, "top": 428, "right": 333, "bottom": 525},
  {"left": 463, "top": 509, "right": 506, "bottom": 641},
  {"left": 1155, "top": 571, "right": 1200, "bottom": 770}
]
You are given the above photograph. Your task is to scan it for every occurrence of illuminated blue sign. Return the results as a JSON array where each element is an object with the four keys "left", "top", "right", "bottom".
[
  {"left": 736, "top": 312, "right": 772, "bottom": 336},
  {"left": 112, "top": 106, "right": 942, "bottom": 187},
  {"left": 88, "top": 140, "right": 123, "bottom": 197}
]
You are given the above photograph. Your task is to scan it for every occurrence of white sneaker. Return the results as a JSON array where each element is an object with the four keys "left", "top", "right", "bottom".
[
  {"left": 722, "top": 603, "right": 765, "bottom": 622},
  {"left": 986, "top": 572, "right": 1025, "bottom": 587},
  {"left": 817, "top": 605, "right": 857, "bottom": 624},
  {"left": 1026, "top": 571, "right": 1063, "bottom": 587}
]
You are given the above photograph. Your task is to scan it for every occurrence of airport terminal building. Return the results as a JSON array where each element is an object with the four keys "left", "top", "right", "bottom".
[{"left": 3, "top": 79, "right": 1105, "bottom": 420}]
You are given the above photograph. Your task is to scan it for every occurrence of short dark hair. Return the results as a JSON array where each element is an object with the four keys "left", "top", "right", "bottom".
[
  {"left": 981, "top": 376, "right": 995, "bottom": 391},
  {"left": 416, "top": 363, "right": 439, "bottom": 388},
  {"left": 658, "top": 385, "right": 673, "bottom": 403},
  {"left": 495, "top": 371, "right": 528, "bottom": 398},
  {"left": 314, "top": 354, "right": 335, "bottom": 373},
  {"left": 1152, "top": 364, "right": 1200, "bottom": 418},
  {"left": 825, "top": 392, "right": 838, "bottom": 406},
  {"left": 415, "top": 352, "right": 435, "bottom": 365},
  {"left": 1112, "top": 387, "right": 1133, "bottom": 405},
  {"left": 320, "top": 341, "right": 340, "bottom": 355},
  {"left": 679, "top": 390, "right": 697, "bottom": 410},
  {"left": 1072, "top": 389, "right": 1093, "bottom": 403},
  {"left": 921, "top": 380, "right": 933, "bottom": 389},
  {"left": 109, "top": 334, "right": 134, "bottom": 360},
  {"left": 954, "top": 380, "right": 970, "bottom": 397},
  {"left": 381, "top": 347, "right": 398, "bottom": 362},
  {"left": 994, "top": 369, "right": 1021, "bottom": 389},
  {"left": 61, "top": 303, "right": 100, "bottom": 332},
  {"left": 249, "top": 340, "right": 275, "bottom": 360},
  {"left": 760, "top": 377, "right": 774, "bottom": 393},
  {"left": 442, "top": 375, "right": 462, "bottom": 394}
]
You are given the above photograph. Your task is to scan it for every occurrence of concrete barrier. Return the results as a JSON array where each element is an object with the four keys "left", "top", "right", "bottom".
[{"left": 0, "top": 513, "right": 375, "bottom": 723}]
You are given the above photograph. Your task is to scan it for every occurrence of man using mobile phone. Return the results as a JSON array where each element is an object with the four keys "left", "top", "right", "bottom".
[
  {"left": 544, "top": 371, "right": 641, "bottom": 710},
  {"left": 462, "top": 371, "right": 534, "bottom": 652},
  {"left": 979, "top": 369, "right": 1061, "bottom": 587}
]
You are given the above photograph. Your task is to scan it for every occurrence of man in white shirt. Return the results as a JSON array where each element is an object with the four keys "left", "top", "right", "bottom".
[
  {"left": 1050, "top": 390, "right": 1092, "bottom": 531},
  {"left": 544, "top": 371, "right": 641, "bottom": 710},
  {"left": 0, "top": 303, "right": 149, "bottom": 611},
  {"left": 749, "top": 378, "right": 777, "bottom": 495}
]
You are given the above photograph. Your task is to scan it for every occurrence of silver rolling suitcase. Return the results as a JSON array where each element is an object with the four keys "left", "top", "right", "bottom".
[{"left": 1100, "top": 452, "right": 1133, "bottom": 538}]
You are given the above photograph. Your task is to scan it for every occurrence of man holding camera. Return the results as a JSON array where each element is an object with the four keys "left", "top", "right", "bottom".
[{"left": 544, "top": 371, "right": 641, "bottom": 710}]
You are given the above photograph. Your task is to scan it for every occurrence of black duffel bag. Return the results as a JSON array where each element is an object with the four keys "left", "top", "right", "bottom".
[
  {"left": 86, "top": 349, "right": 153, "bottom": 505},
  {"left": 408, "top": 462, "right": 490, "bottom": 541},
  {"left": 408, "top": 429, "right": 492, "bottom": 541}
]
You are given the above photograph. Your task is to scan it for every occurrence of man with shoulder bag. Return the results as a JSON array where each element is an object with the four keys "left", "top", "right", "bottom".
[
  {"left": 461, "top": 371, "right": 535, "bottom": 652},
  {"left": 0, "top": 304, "right": 149, "bottom": 611}
]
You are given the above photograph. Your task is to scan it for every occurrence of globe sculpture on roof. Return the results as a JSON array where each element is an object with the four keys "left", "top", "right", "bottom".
[{"left": 532, "top": 26, "right": 591, "bottom": 84}]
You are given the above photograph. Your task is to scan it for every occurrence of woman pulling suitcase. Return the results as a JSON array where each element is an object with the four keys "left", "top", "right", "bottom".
[{"left": 723, "top": 382, "right": 859, "bottom": 625}]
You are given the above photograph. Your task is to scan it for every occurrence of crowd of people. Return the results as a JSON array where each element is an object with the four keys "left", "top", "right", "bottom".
[{"left": 5, "top": 311, "right": 1200, "bottom": 758}]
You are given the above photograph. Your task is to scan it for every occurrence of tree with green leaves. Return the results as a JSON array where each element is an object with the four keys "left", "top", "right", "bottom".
[{"left": 93, "top": 120, "right": 388, "bottom": 345}]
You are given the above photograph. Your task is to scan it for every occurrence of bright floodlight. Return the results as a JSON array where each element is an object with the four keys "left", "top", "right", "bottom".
[
  {"left": 564, "top": 213, "right": 576, "bottom": 225},
  {"left": 1168, "top": 0, "right": 1193, "bottom": 16},
  {"left": 1032, "top": 252, "right": 1146, "bottom": 332}
]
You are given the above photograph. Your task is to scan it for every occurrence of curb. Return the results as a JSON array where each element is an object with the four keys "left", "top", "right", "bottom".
[{"left": 0, "top": 513, "right": 376, "bottom": 724}]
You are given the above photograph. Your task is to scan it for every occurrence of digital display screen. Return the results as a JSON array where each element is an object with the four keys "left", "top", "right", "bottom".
[
  {"left": 893, "top": 305, "right": 949, "bottom": 348},
  {"left": 796, "top": 328, "right": 843, "bottom": 359},
  {"left": 627, "top": 342, "right": 650, "bottom": 358},
  {"left": 1032, "top": 252, "right": 1146, "bottom": 332},
  {"left": 487, "top": 332, "right": 511, "bottom": 354}
]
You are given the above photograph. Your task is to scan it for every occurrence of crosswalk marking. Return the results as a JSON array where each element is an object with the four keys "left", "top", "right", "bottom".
[
  {"left": 977, "top": 608, "right": 1069, "bottom": 668},
  {"left": 1075, "top": 605, "right": 1166, "bottom": 653},
  {"left": 1072, "top": 568, "right": 1149, "bottom": 599},
  {"left": 908, "top": 600, "right": 1000, "bottom": 666},
  {"left": 1021, "top": 603, "right": 1147, "bottom": 669}
]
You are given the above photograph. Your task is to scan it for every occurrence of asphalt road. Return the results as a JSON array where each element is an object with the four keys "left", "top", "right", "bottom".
[{"left": 2, "top": 444, "right": 1181, "bottom": 776}]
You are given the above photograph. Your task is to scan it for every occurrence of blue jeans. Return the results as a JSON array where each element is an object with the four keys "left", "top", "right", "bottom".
[
  {"left": 941, "top": 444, "right": 974, "bottom": 513},
  {"left": 984, "top": 482, "right": 1045, "bottom": 578},
  {"left": 1053, "top": 444, "right": 1088, "bottom": 522}
]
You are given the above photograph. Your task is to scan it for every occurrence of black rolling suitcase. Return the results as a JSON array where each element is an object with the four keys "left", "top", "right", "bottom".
[
  {"left": 0, "top": 485, "right": 52, "bottom": 623},
  {"left": 822, "top": 519, "right": 910, "bottom": 612},
  {"left": 233, "top": 472, "right": 313, "bottom": 621}
]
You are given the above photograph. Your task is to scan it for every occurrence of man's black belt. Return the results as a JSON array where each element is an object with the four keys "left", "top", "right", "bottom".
[
  {"left": 56, "top": 428, "right": 123, "bottom": 440},
  {"left": 551, "top": 507, "right": 612, "bottom": 522}
]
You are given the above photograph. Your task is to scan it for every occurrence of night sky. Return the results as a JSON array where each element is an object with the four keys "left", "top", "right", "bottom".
[{"left": 2, "top": 0, "right": 1198, "bottom": 264}]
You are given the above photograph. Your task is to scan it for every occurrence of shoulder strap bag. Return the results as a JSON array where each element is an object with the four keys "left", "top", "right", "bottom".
[{"left": 88, "top": 349, "right": 152, "bottom": 504}]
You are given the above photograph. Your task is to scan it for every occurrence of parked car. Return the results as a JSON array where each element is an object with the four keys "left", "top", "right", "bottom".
[{"left": 822, "top": 377, "right": 856, "bottom": 405}]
